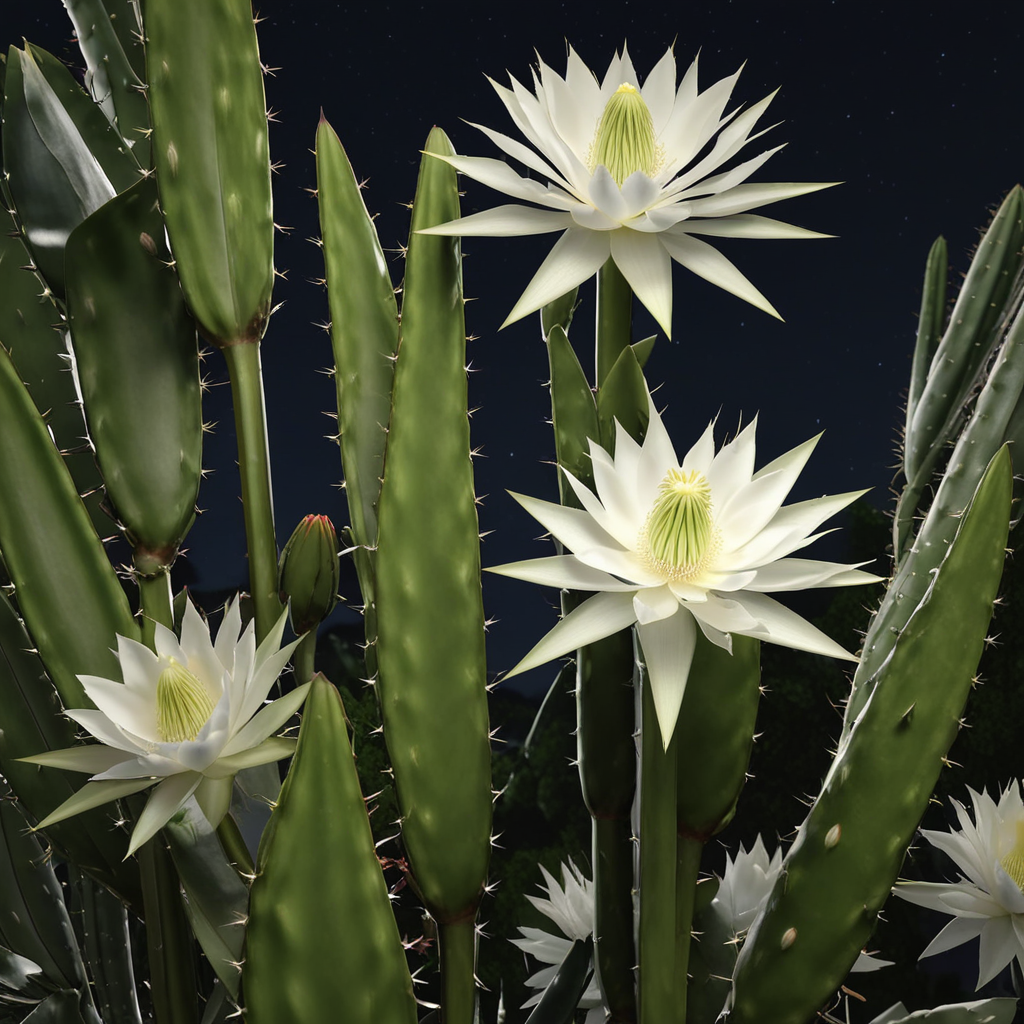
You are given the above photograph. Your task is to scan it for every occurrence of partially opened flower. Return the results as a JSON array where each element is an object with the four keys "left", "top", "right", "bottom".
[
  {"left": 420, "top": 44, "right": 836, "bottom": 337},
  {"left": 22, "top": 596, "right": 307, "bottom": 856},
  {"left": 489, "top": 389, "right": 880, "bottom": 746},
  {"left": 894, "top": 782, "right": 1024, "bottom": 988},
  {"left": 512, "top": 861, "right": 606, "bottom": 1024},
  {"left": 713, "top": 836, "right": 891, "bottom": 971}
]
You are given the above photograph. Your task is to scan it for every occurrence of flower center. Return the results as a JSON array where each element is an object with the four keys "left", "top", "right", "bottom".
[
  {"left": 590, "top": 82, "right": 658, "bottom": 185},
  {"left": 156, "top": 658, "right": 214, "bottom": 743},
  {"left": 1001, "top": 820, "right": 1024, "bottom": 893},
  {"left": 641, "top": 469, "right": 715, "bottom": 579}
]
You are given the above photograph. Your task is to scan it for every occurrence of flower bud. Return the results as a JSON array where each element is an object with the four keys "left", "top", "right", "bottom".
[{"left": 278, "top": 514, "right": 340, "bottom": 633}]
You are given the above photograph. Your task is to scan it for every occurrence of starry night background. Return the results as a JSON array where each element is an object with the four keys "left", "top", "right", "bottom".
[{"left": 3, "top": 1, "right": 1024, "bottom": 1019}]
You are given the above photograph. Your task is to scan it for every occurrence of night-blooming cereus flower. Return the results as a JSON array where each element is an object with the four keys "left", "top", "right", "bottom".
[
  {"left": 512, "top": 861, "right": 606, "bottom": 1024},
  {"left": 489, "top": 389, "right": 881, "bottom": 747},
  {"left": 714, "top": 836, "right": 891, "bottom": 971},
  {"left": 419, "top": 45, "right": 836, "bottom": 337},
  {"left": 22, "top": 597, "right": 307, "bottom": 856},
  {"left": 894, "top": 782, "right": 1024, "bottom": 988}
]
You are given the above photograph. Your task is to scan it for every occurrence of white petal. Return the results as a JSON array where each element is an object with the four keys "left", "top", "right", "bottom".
[
  {"left": 637, "top": 610, "right": 697, "bottom": 748},
  {"left": 720, "top": 490, "right": 867, "bottom": 569},
  {"left": 705, "top": 417, "right": 758, "bottom": 506},
  {"left": 636, "top": 395, "right": 679, "bottom": 507},
  {"left": 686, "top": 181, "right": 838, "bottom": 219},
  {"left": 64, "top": 708, "right": 146, "bottom": 755},
  {"left": 668, "top": 144, "right": 785, "bottom": 202},
  {"left": 114, "top": 635, "right": 161, "bottom": 694},
  {"left": 587, "top": 166, "right": 628, "bottom": 221},
  {"left": 127, "top": 773, "right": 203, "bottom": 857},
  {"left": 434, "top": 152, "right": 576, "bottom": 210},
  {"left": 917, "top": 914, "right": 986, "bottom": 958},
  {"left": 92, "top": 754, "right": 182, "bottom": 780},
  {"left": 681, "top": 420, "right": 717, "bottom": 475},
  {"left": 894, "top": 879, "right": 986, "bottom": 915},
  {"left": 507, "top": 490, "right": 624, "bottom": 558},
  {"left": 214, "top": 597, "right": 243, "bottom": 675},
  {"left": 717, "top": 435, "right": 820, "bottom": 546},
  {"left": 152, "top": 619, "right": 186, "bottom": 665},
  {"left": 633, "top": 586, "right": 680, "bottom": 625},
  {"left": 618, "top": 173, "right": 661, "bottom": 218},
  {"left": 504, "top": 591, "right": 638, "bottom": 679},
  {"left": 682, "top": 214, "right": 834, "bottom": 240},
  {"left": 610, "top": 230, "right": 673, "bottom": 338},
  {"left": 686, "top": 593, "right": 760, "bottom": 634},
  {"left": 76, "top": 676, "right": 159, "bottom": 740},
  {"left": 19, "top": 744, "right": 138, "bottom": 774},
  {"left": 221, "top": 682, "right": 311, "bottom": 758},
  {"left": 180, "top": 598, "right": 222, "bottom": 690},
  {"left": 977, "top": 916, "right": 1020, "bottom": 988},
  {"left": 34, "top": 777, "right": 156, "bottom": 831},
  {"left": 465, "top": 120, "right": 573, "bottom": 191},
  {"left": 562, "top": 466, "right": 627, "bottom": 541},
  {"left": 726, "top": 591, "right": 858, "bottom": 662},
  {"left": 418, "top": 204, "right": 573, "bottom": 238},
  {"left": 660, "top": 231, "right": 780, "bottom": 319},
  {"left": 486, "top": 554, "right": 638, "bottom": 592},
  {"left": 640, "top": 48, "right": 678, "bottom": 130},
  {"left": 993, "top": 864, "right": 1024, "bottom": 915},
  {"left": 744, "top": 558, "right": 881, "bottom": 593},
  {"left": 206, "top": 737, "right": 298, "bottom": 777},
  {"left": 503, "top": 229, "right": 611, "bottom": 328},
  {"left": 236, "top": 635, "right": 302, "bottom": 728}
]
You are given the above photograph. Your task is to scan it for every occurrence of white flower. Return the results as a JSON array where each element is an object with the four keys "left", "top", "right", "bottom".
[
  {"left": 23, "top": 596, "right": 307, "bottom": 856},
  {"left": 712, "top": 837, "right": 891, "bottom": 972},
  {"left": 893, "top": 782, "right": 1024, "bottom": 989},
  {"left": 512, "top": 861, "right": 606, "bottom": 1024},
  {"left": 712, "top": 835, "right": 784, "bottom": 937},
  {"left": 489, "top": 388, "right": 880, "bottom": 746},
  {"left": 420, "top": 44, "right": 835, "bottom": 338}
]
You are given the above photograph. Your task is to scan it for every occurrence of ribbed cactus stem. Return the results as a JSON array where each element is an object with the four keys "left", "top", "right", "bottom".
[
  {"left": 674, "top": 836, "right": 702, "bottom": 1022},
  {"left": 222, "top": 341, "right": 282, "bottom": 643}
]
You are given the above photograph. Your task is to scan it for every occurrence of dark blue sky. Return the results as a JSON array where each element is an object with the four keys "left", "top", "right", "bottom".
[{"left": 5, "top": 1, "right": 1023, "bottom": 694}]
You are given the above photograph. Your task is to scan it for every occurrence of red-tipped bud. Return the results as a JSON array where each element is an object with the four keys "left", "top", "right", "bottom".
[{"left": 278, "top": 514, "right": 340, "bottom": 633}]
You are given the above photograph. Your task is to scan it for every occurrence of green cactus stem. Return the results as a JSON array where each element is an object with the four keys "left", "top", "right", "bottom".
[
  {"left": 728, "top": 447, "right": 1012, "bottom": 1024},
  {"left": 545, "top": 321, "right": 637, "bottom": 1022},
  {"left": 635, "top": 643, "right": 682, "bottom": 1024},
  {"left": 245, "top": 674, "right": 417, "bottom": 1024},
  {"left": 222, "top": 341, "right": 283, "bottom": 643}
]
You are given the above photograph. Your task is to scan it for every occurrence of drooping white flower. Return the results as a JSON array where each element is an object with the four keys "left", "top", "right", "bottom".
[
  {"left": 420, "top": 44, "right": 836, "bottom": 337},
  {"left": 489, "top": 388, "right": 880, "bottom": 746},
  {"left": 511, "top": 861, "right": 606, "bottom": 1024},
  {"left": 23, "top": 596, "right": 307, "bottom": 856},
  {"left": 712, "top": 836, "right": 891, "bottom": 972},
  {"left": 894, "top": 782, "right": 1024, "bottom": 989}
]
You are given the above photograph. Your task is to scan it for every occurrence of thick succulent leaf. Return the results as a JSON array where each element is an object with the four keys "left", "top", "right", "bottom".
[
  {"left": 65, "top": 177, "right": 202, "bottom": 564},
  {"left": 2, "top": 44, "right": 137, "bottom": 298},
  {"left": 63, "top": 0, "right": 152, "bottom": 166},
  {"left": 144, "top": 0, "right": 274, "bottom": 345}
]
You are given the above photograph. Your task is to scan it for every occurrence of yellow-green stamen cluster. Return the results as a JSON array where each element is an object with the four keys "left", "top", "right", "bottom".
[
  {"left": 642, "top": 469, "right": 715, "bottom": 579},
  {"left": 156, "top": 658, "right": 215, "bottom": 743},
  {"left": 1001, "top": 819, "right": 1024, "bottom": 893},
  {"left": 590, "top": 83, "right": 658, "bottom": 185}
]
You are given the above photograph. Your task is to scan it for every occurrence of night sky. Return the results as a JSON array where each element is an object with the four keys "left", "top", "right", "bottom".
[{"left": 4, "top": 2, "right": 1023, "bottom": 696}]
